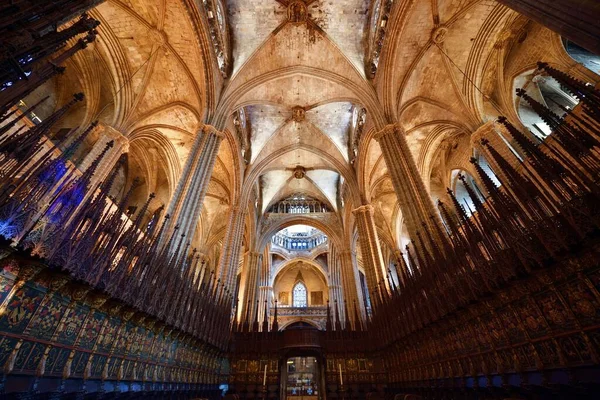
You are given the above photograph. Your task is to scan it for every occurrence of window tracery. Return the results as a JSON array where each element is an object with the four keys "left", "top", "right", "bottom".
[
  {"left": 268, "top": 194, "right": 330, "bottom": 214},
  {"left": 563, "top": 38, "right": 600, "bottom": 74},
  {"left": 293, "top": 281, "right": 308, "bottom": 308}
]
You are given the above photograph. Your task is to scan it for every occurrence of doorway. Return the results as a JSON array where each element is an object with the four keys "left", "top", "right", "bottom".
[{"left": 284, "top": 356, "right": 321, "bottom": 400}]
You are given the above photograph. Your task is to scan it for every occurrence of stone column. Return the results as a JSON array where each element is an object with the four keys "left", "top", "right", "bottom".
[
  {"left": 164, "top": 125, "right": 223, "bottom": 248},
  {"left": 217, "top": 206, "right": 246, "bottom": 292},
  {"left": 353, "top": 205, "right": 388, "bottom": 310},
  {"left": 375, "top": 124, "right": 443, "bottom": 243},
  {"left": 239, "top": 251, "right": 262, "bottom": 324},
  {"left": 339, "top": 250, "right": 366, "bottom": 325},
  {"left": 257, "top": 244, "right": 272, "bottom": 330},
  {"left": 496, "top": 0, "right": 600, "bottom": 55},
  {"left": 327, "top": 245, "right": 344, "bottom": 322}
]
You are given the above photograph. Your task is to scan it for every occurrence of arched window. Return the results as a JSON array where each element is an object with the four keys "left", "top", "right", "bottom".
[
  {"left": 515, "top": 71, "right": 579, "bottom": 140},
  {"left": 359, "top": 271, "right": 371, "bottom": 312},
  {"left": 292, "top": 282, "right": 307, "bottom": 307},
  {"left": 474, "top": 151, "right": 501, "bottom": 187},
  {"left": 451, "top": 170, "right": 485, "bottom": 217},
  {"left": 563, "top": 39, "right": 600, "bottom": 74}
]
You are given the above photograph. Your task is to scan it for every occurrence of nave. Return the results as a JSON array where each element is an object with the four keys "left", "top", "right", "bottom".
[{"left": 0, "top": 0, "right": 599, "bottom": 399}]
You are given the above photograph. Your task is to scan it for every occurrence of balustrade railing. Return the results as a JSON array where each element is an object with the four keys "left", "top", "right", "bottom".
[{"left": 270, "top": 306, "right": 328, "bottom": 317}]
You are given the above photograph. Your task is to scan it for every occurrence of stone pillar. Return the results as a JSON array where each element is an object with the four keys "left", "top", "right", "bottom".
[
  {"left": 353, "top": 205, "right": 388, "bottom": 310},
  {"left": 257, "top": 244, "right": 272, "bottom": 329},
  {"left": 339, "top": 250, "right": 365, "bottom": 325},
  {"left": 375, "top": 124, "right": 443, "bottom": 243},
  {"left": 327, "top": 245, "right": 345, "bottom": 322},
  {"left": 496, "top": 0, "right": 600, "bottom": 55},
  {"left": 78, "top": 123, "right": 129, "bottom": 185},
  {"left": 165, "top": 125, "right": 223, "bottom": 247},
  {"left": 239, "top": 251, "right": 262, "bottom": 324},
  {"left": 217, "top": 206, "right": 246, "bottom": 292}
]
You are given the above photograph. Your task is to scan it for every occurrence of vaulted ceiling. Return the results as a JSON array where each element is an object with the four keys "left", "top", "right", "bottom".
[
  {"left": 64, "top": 0, "right": 235, "bottom": 251},
  {"left": 223, "top": 0, "right": 375, "bottom": 224},
  {"left": 43, "top": 0, "right": 587, "bottom": 256}
]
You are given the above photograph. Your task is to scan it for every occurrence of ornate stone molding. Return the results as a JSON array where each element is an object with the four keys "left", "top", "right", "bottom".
[
  {"left": 293, "top": 166, "right": 306, "bottom": 179},
  {"left": 352, "top": 204, "right": 375, "bottom": 216},
  {"left": 431, "top": 25, "right": 448, "bottom": 44},
  {"left": 271, "top": 306, "right": 327, "bottom": 317},
  {"left": 199, "top": 0, "right": 231, "bottom": 77},
  {"left": 202, "top": 123, "right": 226, "bottom": 139},
  {"left": 287, "top": 1, "right": 308, "bottom": 23},
  {"left": 367, "top": 0, "right": 394, "bottom": 79},
  {"left": 292, "top": 105, "right": 306, "bottom": 122}
]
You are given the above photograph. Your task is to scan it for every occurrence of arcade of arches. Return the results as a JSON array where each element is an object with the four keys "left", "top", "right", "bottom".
[{"left": 0, "top": 0, "right": 600, "bottom": 399}]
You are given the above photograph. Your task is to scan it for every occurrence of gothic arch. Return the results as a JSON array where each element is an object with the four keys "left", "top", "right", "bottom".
[
  {"left": 242, "top": 143, "right": 361, "bottom": 214},
  {"left": 258, "top": 215, "right": 342, "bottom": 253},
  {"left": 271, "top": 258, "right": 329, "bottom": 289},
  {"left": 128, "top": 128, "right": 182, "bottom": 192},
  {"left": 212, "top": 67, "right": 387, "bottom": 129},
  {"left": 278, "top": 318, "right": 321, "bottom": 330}
]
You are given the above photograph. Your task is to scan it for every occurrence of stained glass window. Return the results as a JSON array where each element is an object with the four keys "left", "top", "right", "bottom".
[{"left": 293, "top": 282, "right": 307, "bottom": 307}]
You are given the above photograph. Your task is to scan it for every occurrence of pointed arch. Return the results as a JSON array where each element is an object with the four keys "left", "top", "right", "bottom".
[{"left": 292, "top": 281, "right": 308, "bottom": 308}]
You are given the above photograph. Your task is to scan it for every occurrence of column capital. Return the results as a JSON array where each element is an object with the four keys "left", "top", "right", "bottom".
[
  {"left": 373, "top": 124, "right": 400, "bottom": 141},
  {"left": 352, "top": 204, "right": 375, "bottom": 215},
  {"left": 98, "top": 123, "right": 130, "bottom": 151},
  {"left": 201, "top": 124, "right": 225, "bottom": 139}
]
